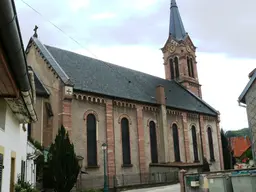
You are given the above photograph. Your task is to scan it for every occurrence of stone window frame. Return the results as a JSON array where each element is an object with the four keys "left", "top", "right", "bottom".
[
  {"left": 171, "top": 122, "right": 181, "bottom": 162},
  {"left": 187, "top": 56, "right": 195, "bottom": 78},
  {"left": 168, "top": 56, "right": 180, "bottom": 79},
  {"left": 190, "top": 124, "right": 199, "bottom": 162},
  {"left": 83, "top": 109, "right": 100, "bottom": 168},
  {"left": 118, "top": 114, "right": 133, "bottom": 168},
  {"left": 147, "top": 119, "right": 158, "bottom": 164},
  {"left": 206, "top": 125, "right": 215, "bottom": 162}
]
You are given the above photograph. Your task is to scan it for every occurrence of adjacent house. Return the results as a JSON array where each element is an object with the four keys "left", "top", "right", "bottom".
[
  {"left": 228, "top": 136, "right": 251, "bottom": 161},
  {"left": 0, "top": 0, "right": 37, "bottom": 191},
  {"left": 238, "top": 68, "right": 256, "bottom": 165},
  {"left": 27, "top": 0, "right": 224, "bottom": 188}
]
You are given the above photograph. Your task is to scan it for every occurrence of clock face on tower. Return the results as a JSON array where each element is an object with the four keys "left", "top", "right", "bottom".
[
  {"left": 167, "top": 45, "right": 176, "bottom": 53},
  {"left": 186, "top": 45, "right": 193, "bottom": 53}
]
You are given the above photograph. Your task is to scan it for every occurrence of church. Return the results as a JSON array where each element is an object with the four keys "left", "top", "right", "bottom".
[{"left": 26, "top": 0, "right": 224, "bottom": 185}]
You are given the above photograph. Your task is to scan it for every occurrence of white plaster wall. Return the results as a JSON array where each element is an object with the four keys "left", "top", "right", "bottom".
[
  {"left": 26, "top": 142, "right": 37, "bottom": 186},
  {"left": 0, "top": 99, "right": 27, "bottom": 192}
]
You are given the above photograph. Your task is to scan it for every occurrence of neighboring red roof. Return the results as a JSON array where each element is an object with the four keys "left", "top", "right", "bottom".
[{"left": 229, "top": 136, "right": 251, "bottom": 158}]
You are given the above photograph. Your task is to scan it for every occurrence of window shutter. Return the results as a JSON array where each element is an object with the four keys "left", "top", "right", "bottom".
[
  {"left": 21, "top": 160, "right": 25, "bottom": 182},
  {"left": 0, "top": 154, "right": 4, "bottom": 192}
]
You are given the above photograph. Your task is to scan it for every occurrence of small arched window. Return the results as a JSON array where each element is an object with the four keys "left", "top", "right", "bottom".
[
  {"left": 187, "top": 57, "right": 195, "bottom": 78},
  {"left": 121, "top": 118, "right": 131, "bottom": 165},
  {"left": 174, "top": 57, "right": 179, "bottom": 78},
  {"left": 172, "top": 124, "right": 180, "bottom": 162},
  {"left": 187, "top": 57, "right": 191, "bottom": 77},
  {"left": 87, "top": 114, "right": 97, "bottom": 166},
  {"left": 191, "top": 126, "right": 199, "bottom": 162},
  {"left": 170, "top": 58, "right": 175, "bottom": 80},
  {"left": 207, "top": 127, "right": 215, "bottom": 161},
  {"left": 149, "top": 121, "right": 158, "bottom": 163},
  {"left": 190, "top": 58, "right": 194, "bottom": 78}
]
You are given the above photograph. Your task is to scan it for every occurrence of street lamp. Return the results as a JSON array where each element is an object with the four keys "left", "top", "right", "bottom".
[{"left": 102, "top": 143, "right": 108, "bottom": 192}]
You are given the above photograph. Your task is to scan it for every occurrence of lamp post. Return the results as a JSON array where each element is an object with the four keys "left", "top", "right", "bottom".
[{"left": 102, "top": 143, "right": 108, "bottom": 192}]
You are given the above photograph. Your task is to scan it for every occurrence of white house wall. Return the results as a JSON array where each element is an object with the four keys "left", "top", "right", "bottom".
[
  {"left": 0, "top": 99, "right": 27, "bottom": 192},
  {"left": 26, "top": 142, "right": 37, "bottom": 186}
]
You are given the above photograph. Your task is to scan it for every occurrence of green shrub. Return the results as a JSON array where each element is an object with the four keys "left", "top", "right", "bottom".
[
  {"left": 14, "top": 175, "right": 39, "bottom": 192},
  {"left": 48, "top": 125, "right": 80, "bottom": 192}
]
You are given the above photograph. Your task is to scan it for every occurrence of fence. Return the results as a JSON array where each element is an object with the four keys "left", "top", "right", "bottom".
[{"left": 76, "top": 171, "right": 179, "bottom": 190}]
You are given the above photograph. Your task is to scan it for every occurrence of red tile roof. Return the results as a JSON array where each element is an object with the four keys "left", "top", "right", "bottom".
[{"left": 229, "top": 136, "right": 251, "bottom": 158}]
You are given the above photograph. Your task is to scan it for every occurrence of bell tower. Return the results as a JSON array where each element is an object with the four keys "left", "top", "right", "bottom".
[{"left": 162, "top": 0, "right": 202, "bottom": 98}]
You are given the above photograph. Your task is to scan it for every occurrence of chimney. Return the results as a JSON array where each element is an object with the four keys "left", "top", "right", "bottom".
[
  {"left": 156, "top": 85, "right": 166, "bottom": 105},
  {"left": 249, "top": 68, "right": 256, "bottom": 79}
]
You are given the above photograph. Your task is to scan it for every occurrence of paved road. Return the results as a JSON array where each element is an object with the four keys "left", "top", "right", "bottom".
[{"left": 125, "top": 184, "right": 180, "bottom": 192}]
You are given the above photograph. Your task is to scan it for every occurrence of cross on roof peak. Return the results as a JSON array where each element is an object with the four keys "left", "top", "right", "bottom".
[{"left": 33, "top": 25, "right": 38, "bottom": 38}]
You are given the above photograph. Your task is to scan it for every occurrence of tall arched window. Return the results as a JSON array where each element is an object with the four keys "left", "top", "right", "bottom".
[
  {"left": 207, "top": 127, "right": 215, "bottom": 161},
  {"left": 189, "top": 58, "right": 194, "bottom": 78},
  {"left": 170, "top": 58, "right": 175, "bottom": 80},
  {"left": 87, "top": 114, "right": 97, "bottom": 166},
  {"left": 174, "top": 57, "right": 179, "bottom": 78},
  {"left": 187, "top": 57, "right": 191, "bottom": 77},
  {"left": 121, "top": 118, "right": 131, "bottom": 165},
  {"left": 172, "top": 124, "right": 180, "bottom": 162},
  {"left": 149, "top": 121, "right": 158, "bottom": 163},
  {"left": 191, "top": 126, "right": 199, "bottom": 162}
]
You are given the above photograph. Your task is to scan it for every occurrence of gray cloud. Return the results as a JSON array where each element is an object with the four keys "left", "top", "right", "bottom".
[{"left": 16, "top": 0, "right": 256, "bottom": 58}]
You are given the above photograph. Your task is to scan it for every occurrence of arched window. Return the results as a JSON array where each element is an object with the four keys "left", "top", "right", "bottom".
[
  {"left": 121, "top": 118, "right": 131, "bottom": 165},
  {"left": 149, "top": 121, "right": 158, "bottom": 163},
  {"left": 189, "top": 58, "right": 194, "bottom": 78},
  {"left": 174, "top": 57, "right": 179, "bottom": 78},
  {"left": 207, "top": 127, "right": 215, "bottom": 161},
  {"left": 191, "top": 126, "right": 199, "bottom": 162},
  {"left": 87, "top": 114, "right": 97, "bottom": 166},
  {"left": 170, "top": 58, "right": 175, "bottom": 80},
  {"left": 187, "top": 57, "right": 191, "bottom": 77},
  {"left": 172, "top": 124, "right": 180, "bottom": 162}
]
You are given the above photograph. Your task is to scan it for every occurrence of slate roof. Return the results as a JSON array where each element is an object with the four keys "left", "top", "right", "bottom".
[
  {"left": 238, "top": 68, "right": 256, "bottom": 104},
  {"left": 169, "top": 0, "right": 187, "bottom": 41},
  {"left": 34, "top": 71, "right": 49, "bottom": 97},
  {"left": 28, "top": 66, "right": 49, "bottom": 97},
  {"left": 27, "top": 39, "right": 218, "bottom": 116}
]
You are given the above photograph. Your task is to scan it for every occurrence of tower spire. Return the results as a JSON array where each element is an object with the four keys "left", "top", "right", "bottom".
[{"left": 169, "top": 0, "right": 187, "bottom": 41}]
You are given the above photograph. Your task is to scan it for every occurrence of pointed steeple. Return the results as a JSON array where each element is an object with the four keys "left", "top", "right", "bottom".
[{"left": 169, "top": 0, "right": 187, "bottom": 41}]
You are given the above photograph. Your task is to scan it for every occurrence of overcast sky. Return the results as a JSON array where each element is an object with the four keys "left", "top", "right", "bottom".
[{"left": 15, "top": 0, "right": 256, "bottom": 131}]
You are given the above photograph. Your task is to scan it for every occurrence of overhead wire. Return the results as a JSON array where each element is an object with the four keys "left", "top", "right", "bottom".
[{"left": 19, "top": 0, "right": 155, "bottom": 100}]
